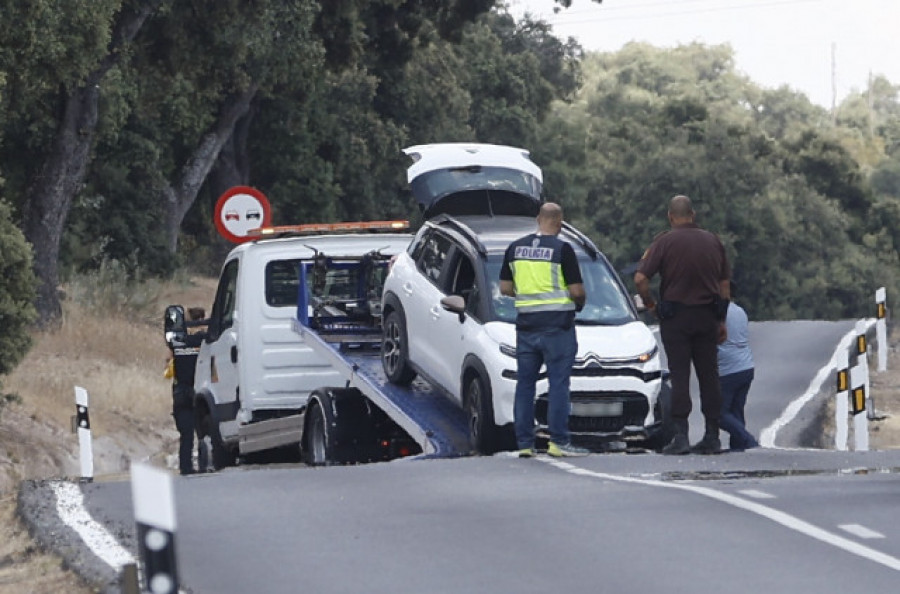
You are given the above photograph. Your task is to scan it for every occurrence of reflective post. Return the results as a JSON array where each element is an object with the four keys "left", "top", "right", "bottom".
[
  {"left": 835, "top": 350, "right": 849, "bottom": 451},
  {"left": 74, "top": 386, "right": 93, "bottom": 482},
  {"left": 875, "top": 287, "right": 887, "bottom": 373},
  {"left": 131, "top": 462, "right": 179, "bottom": 594}
]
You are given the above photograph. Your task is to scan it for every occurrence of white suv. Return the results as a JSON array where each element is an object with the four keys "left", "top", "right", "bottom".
[{"left": 381, "top": 143, "right": 663, "bottom": 453}]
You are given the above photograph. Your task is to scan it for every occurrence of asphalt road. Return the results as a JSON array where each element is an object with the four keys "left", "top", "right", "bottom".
[{"left": 19, "top": 319, "right": 900, "bottom": 593}]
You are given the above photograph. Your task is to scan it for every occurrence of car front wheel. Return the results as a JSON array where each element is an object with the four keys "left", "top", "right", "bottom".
[{"left": 382, "top": 310, "right": 417, "bottom": 385}]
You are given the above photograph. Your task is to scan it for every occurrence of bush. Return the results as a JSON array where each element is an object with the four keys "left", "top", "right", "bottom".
[{"left": 0, "top": 200, "right": 37, "bottom": 377}]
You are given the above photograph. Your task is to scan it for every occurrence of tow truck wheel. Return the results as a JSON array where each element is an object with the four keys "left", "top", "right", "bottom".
[
  {"left": 305, "top": 403, "right": 333, "bottom": 466},
  {"left": 198, "top": 407, "right": 236, "bottom": 470},
  {"left": 466, "top": 373, "right": 498, "bottom": 455},
  {"left": 382, "top": 310, "right": 416, "bottom": 385}
]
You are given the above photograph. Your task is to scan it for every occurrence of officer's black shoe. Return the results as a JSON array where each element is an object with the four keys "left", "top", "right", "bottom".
[
  {"left": 690, "top": 435, "right": 721, "bottom": 455},
  {"left": 661, "top": 433, "right": 691, "bottom": 455}
]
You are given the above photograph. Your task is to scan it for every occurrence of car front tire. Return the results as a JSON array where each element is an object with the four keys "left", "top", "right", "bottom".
[{"left": 382, "top": 310, "right": 417, "bottom": 385}]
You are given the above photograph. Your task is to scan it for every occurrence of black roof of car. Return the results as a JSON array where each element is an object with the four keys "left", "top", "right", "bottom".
[{"left": 431, "top": 215, "right": 600, "bottom": 259}]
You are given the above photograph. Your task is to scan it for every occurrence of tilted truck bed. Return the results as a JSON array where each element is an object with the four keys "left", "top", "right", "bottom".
[{"left": 292, "top": 319, "right": 470, "bottom": 458}]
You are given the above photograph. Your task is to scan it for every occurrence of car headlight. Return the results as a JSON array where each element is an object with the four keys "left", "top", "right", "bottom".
[{"left": 499, "top": 343, "right": 517, "bottom": 358}]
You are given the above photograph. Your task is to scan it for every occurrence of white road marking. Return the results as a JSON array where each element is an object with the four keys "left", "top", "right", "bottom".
[
  {"left": 738, "top": 489, "right": 775, "bottom": 499},
  {"left": 760, "top": 319, "right": 874, "bottom": 448},
  {"left": 51, "top": 481, "right": 135, "bottom": 570},
  {"left": 541, "top": 458, "right": 900, "bottom": 572},
  {"left": 839, "top": 524, "right": 885, "bottom": 539}
]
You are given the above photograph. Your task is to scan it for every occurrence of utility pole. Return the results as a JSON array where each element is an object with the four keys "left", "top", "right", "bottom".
[
  {"left": 867, "top": 70, "right": 875, "bottom": 137},
  {"left": 831, "top": 42, "right": 837, "bottom": 123}
]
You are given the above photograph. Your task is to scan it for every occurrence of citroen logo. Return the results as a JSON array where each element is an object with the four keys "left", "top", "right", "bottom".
[{"left": 576, "top": 352, "right": 603, "bottom": 368}]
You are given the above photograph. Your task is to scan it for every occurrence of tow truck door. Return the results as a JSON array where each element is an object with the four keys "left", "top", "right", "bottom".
[{"left": 196, "top": 258, "right": 241, "bottom": 432}]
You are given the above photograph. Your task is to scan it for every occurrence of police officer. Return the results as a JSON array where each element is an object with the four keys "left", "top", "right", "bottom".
[
  {"left": 500, "top": 202, "right": 589, "bottom": 458},
  {"left": 634, "top": 195, "right": 731, "bottom": 455},
  {"left": 165, "top": 307, "right": 208, "bottom": 474}
]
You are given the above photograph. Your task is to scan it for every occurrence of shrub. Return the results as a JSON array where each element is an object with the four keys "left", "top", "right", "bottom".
[{"left": 0, "top": 199, "right": 37, "bottom": 377}]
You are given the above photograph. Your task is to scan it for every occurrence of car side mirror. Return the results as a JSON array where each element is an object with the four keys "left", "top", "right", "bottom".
[
  {"left": 440, "top": 295, "right": 466, "bottom": 323},
  {"left": 164, "top": 305, "right": 187, "bottom": 346}
]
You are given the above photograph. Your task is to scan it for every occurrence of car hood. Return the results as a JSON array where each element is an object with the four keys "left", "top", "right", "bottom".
[
  {"left": 404, "top": 143, "right": 543, "bottom": 219},
  {"left": 484, "top": 321, "right": 659, "bottom": 361}
]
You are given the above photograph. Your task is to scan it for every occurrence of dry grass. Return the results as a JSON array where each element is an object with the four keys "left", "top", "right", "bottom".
[{"left": 0, "top": 273, "right": 217, "bottom": 593}]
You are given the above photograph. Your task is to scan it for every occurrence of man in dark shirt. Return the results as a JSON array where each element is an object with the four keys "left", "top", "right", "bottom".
[
  {"left": 634, "top": 195, "right": 731, "bottom": 455},
  {"left": 166, "top": 307, "right": 208, "bottom": 474},
  {"left": 500, "top": 202, "right": 588, "bottom": 458}
]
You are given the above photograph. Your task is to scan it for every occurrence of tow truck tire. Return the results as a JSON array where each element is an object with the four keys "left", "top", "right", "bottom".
[
  {"left": 466, "top": 372, "right": 501, "bottom": 455},
  {"left": 382, "top": 310, "right": 416, "bottom": 385},
  {"left": 198, "top": 407, "right": 236, "bottom": 470},
  {"left": 305, "top": 403, "right": 334, "bottom": 466}
]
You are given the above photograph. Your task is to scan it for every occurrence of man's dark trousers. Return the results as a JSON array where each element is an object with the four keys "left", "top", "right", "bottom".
[
  {"left": 660, "top": 304, "right": 721, "bottom": 434},
  {"left": 172, "top": 383, "right": 196, "bottom": 475}
]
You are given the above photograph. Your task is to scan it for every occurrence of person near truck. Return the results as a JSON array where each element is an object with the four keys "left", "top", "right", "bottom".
[
  {"left": 500, "top": 202, "right": 589, "bottom": 458},
  {"left": 164, "top": 307, "right": 208, "bottom": 474},
  {"left": 718, "top": 297, "right": 759, "bottom": 451},
  {"left": 634, "top": 194, "right": 731, "bottom": 455}
]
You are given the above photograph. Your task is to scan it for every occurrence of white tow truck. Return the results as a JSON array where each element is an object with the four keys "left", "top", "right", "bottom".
[{"left": 164, "top": 220, "right": 471, "bottom": 468}]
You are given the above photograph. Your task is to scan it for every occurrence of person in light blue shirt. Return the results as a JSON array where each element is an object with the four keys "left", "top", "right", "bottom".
[{"left": 718, "top": 301, "right": 759, "bottom": 451}]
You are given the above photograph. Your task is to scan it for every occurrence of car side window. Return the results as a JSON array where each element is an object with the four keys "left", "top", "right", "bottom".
[
  {"left": 441, "top": 250, "right": 485, "bottom": 321},
  {"left": 416, "top": 232, "right": 453, "bottom": 285},
  {"left": 208, "top": 259, "right": 238, "bottom": 341}
]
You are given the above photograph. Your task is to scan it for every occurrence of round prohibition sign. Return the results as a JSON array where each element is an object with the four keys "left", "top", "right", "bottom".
[{"left": 214, "top": 186, "right": 272, "bottom": 244}]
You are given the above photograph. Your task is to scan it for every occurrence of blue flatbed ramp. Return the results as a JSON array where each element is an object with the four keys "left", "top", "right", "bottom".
[{"left": 294, "top": 322, "right": 471, "bottom": 459}]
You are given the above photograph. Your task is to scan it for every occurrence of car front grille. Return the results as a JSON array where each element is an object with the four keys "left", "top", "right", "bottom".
[{"left": 535, "top": 392, "right": 649, "bottom": 434}]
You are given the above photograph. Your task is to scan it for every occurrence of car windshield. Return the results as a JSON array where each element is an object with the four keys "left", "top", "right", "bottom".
[{"left": 485, "top": 255, "right": 636, "bottom": 325}]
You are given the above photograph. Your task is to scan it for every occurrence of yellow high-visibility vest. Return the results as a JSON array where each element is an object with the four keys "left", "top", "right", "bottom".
[{"left": 510, "top": 240, "right": 575, "bottom": 313}]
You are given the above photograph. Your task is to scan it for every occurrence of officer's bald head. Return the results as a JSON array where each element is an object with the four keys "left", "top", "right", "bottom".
[{"left": 537, "top": 202, "right": 564, "bottom": 234}]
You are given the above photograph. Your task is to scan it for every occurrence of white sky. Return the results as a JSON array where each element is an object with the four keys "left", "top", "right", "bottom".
[{"left": 506, "top": 0, "right": 900, "bottom": 108}]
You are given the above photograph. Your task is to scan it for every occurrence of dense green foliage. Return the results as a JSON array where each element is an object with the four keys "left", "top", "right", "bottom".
[
  {"left": 0, "top": 200, "right": 37, "bottom": 375},
  {"left": 0, "top": 0, "right": 898, "bottom": 324}
]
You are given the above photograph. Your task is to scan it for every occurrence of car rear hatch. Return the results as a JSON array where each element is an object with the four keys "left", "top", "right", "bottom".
[{"left": 404, "top": 143, "right": 543, "bottom": 219}]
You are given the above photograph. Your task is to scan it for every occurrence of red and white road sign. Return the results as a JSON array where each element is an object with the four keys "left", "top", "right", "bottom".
[{"left": 214, "top": 186, "right": 272, "bottom": 243}]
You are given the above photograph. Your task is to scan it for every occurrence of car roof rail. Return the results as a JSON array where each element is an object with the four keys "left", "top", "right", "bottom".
[
  {"left": 430, "top": 214, "right": 488, "bottom": 256},
  {"left": 561, "top": 221, "right": 599, "bottom": 260}
]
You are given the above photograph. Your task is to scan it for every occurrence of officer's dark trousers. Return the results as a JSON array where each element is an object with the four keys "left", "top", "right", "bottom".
[
  {"left": 173, "top": 407, "right": 196, "bottom": 475},
  {"left": 660, "top": 305, "right": 721, "bottom": 431}
]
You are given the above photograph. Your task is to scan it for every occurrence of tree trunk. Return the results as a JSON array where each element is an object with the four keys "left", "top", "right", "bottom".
[
  {"left": 22, "top": 84, "right": 99, "bottom": 327},
  {"left": 209, "top": 103, "right": 256, "bottom": 199},
  {"left": 21, "top": 1, "right": 162, "bottom": 327},
  {"left": 164, "top": 83, "right": 260, "bottom": 254}
]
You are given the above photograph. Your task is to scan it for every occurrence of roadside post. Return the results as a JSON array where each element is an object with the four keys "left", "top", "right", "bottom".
[
  {"left": 855, "top": 319, "right": 874, "bottom": 420},
  {"left": 74, "top": 386, "right": 93, "bottom": 482},
  {"left": 130, "top": 462, "right": 179, "bottom": 594},
  {"left": 849, "top": 362, "right": 870, "bottom": 451},
  {"left": 875, "top": 287, "right": 887, "bottom": 372},
  {"left": 835, "top": 351, "right": 849, "bottom": 451}
]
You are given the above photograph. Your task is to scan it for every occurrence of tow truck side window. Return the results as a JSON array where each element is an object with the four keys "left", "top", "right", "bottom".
[
  {"left": 208, "top": 260, "right": 238, "bottom": 341},
  {"left": 266, "top": 260, "right": 301, "bottom": 307}
]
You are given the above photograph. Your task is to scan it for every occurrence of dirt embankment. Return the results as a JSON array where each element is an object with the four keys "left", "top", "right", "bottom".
[{"left": 0, "top": 276, "right": 216, "bottom": 593}]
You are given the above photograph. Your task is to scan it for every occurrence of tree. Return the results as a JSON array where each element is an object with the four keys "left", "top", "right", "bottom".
[{"left": 0, "top": 0, "right": 163, "bottom": 327}]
